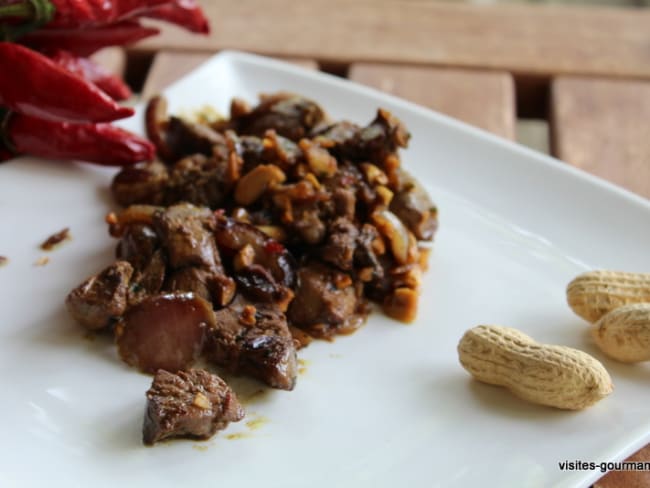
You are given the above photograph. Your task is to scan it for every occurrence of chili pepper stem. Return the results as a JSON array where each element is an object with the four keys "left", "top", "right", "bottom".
[
  {"left": 0, "top": 0, "right": 54, "bottom": 20},
  {"left": 0, "top": 0, "right": 54, "bottom": 40},
  {"left": 0, "top": 3, "right": 32, "bottom": 18}
]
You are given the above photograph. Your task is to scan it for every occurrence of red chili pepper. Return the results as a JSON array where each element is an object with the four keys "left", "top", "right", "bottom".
[
  {"left": 264, "top": 240, "right": 285, "bottom": 254},
  {"left": 21, "top": 19, "right": 160, "bottom": 57},
  {"left": 46, "top": 0, "right": 171, "bottom": 28},
  {"left": 3, "top": 111, "right": 154, "bottom": 166},
  {"left": 143, "top": 0, "right": 209, "bottom": 34},
  {"left": 48, "top": 49, "right": 131, "bottom": 101},
  {"left": 0, "top": 0, "right": 170, "bottom": 29},
  {"left": 0, "top": 42, "right": 133, "bottom": 122}
]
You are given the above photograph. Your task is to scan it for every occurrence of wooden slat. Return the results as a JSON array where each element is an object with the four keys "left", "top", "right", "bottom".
[
  {"left": 550, "top": 76, "right": 650, "bottom": 198},
  {"left": 90, "top": 47, "right": 126, "bottom": 77},
  {"left": 141, "top": 51, "right": 318, "bottom": 98},
  {"left": 141, "top": 51, "right": 213, "bottom": 98},
  {"left": 594, "top": 445, "right": 650, "bottom": 488},
  {"left": 349, "top": 63, "right": 515, "bottom": 140},
  {"left": 133, "top": 0, "right": 650, "bottom": 79}
]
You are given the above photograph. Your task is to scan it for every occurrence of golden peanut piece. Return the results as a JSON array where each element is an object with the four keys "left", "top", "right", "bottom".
[
  {"left": 383, "top": 287, "right": 418, "bottom": 323},
  {"left": 304, "top": 172, "right": 321, "bottom": 190},
  {"left": 192, "top": 392, "right": 211, "bottom": 410},
  {"left": 371, "top": 209, "right": 417, "bottom": 265},
  {"left": 592, "top": 303, "right": 650, "bottom": 363},
  {"left": 458, "top": 325, "right": 613, "bottom": 410},
  {"left": 567, "top": 270, "right": 650, "bottom": 323},
  {"left": 375, "top": 185, "right": 394, "bottom": 206},
  {"left": 231, "top": 207, "right": 251, "bottom": 223},
  {"left": 234, "top": 164, "right": 286, "bottom": 205},
  {"left": 256, "top": 225, "right": 287, "bottom": 243},
  {"left": 240, "top": 305, "right": 257, "bottom": 327},
  {"left": 233, "top": 244, "right": 255, "bottom": 272},
  {"left": 361, "top": 163, "right": 389, "bottom": 186},
  {"left": 299, "top": 139, "right": 337, "bottom": 177}
]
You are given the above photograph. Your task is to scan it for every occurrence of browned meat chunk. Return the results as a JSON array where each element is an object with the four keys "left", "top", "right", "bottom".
[
  {"left": 143, "top": 369, "right": 244, "bottom": 445},
  {"left": 116, "top": 224, "right": 159, "bottom": 270},
  {"left": 287, "top": 262, "right": 366, "bottom": 338},
  {"left": 344, "top": 108, "right": 410, "bottom": 164},
  {"left": 213, "top": 216, "right": 295, "bottom": 287},
  {"left": 321, "top": 217, "right": 359, "bottom": 271},
  {"left": 66, "top": 261, "right": 133, "bottom": 331},
  {"left": 115, "top": 225, "right": 167, "bottom": 304},
  {"left": 152, "top": 204, "right": 221, "bottom": 270},
  {"left": 129, "top": 249, "right": 167, "bottom": 304},
  {"left": 236, "top": 93, "right": 325, "bottom": 142},
  {"left": 238, "top": 135, "right": 265, "bottom": 171},
  {"left": 111, "top": 161, "right": 169, "bottom": 207},
  {"left": 205, "top": 299, "right": 297, "bottom": 390},
  {"left": 233, "top": 264, "right": 293, "bottom": 310},
  {"left": 390, "top": 174, "right": 438, "bottom": 241},
  {"left": 164, "top": 266, "right": 212, "bottom": 302},
  {"left": 331, "top": 188, "right": 356, "bottom": 220},
  {"left": 354, "top": 223, "right": 384, "bottom": 282},
  {"left": 290, "top": 203, "right": 326, "bottom": 245},
  {"left": 165, "top": 154, "right": 233, "bottom": 209},
  {"left": 312, "top": 120, "right": 360, "bottom": 146},
  {"left": 166, "top": 116, "right": 226, "bottom": 160},
  {"left": 164, "top": 266, "right": 235, "bottom": 307},
  {"left": 116, "top": 293, "right": 213, "bottom": 373}
]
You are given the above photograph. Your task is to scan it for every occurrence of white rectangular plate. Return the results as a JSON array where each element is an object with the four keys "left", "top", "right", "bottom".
[{"left": 1, "top": 51, "right": 649, "bottom": 488}]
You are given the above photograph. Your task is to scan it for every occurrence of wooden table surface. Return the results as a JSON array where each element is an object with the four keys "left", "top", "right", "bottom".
[{"left": 95, "top": 2, "right": 650, "bottom": 486}]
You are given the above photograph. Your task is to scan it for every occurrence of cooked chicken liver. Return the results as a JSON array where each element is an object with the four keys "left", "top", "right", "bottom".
[
  {"left": 235, "top": 93, "right": 325, "bottom": 141},
  {"left": 116, "top": 293, "right": 213, "bottom": 373},
  {"left": 321, "top": 217, "right": 359, "bottom": 271},
  {"left": 68, "top": 93, "right": 439, "bottom": 415},
  {"left": 206, "top": 298, "right": 297, "bottom": 390},
  {"left": 143, "top": 369, "right": 244, "bottom": 445},
  {"left": 287, "top": 262, "right": 365, "bottom": 338},
  {"left": 66, "top": 261, "right": 133, "bottom": 331},
  {"left": 116, "top": 224, "right": 160, "bottom": 270},
  {"left": 111, "top": 161, "right": 169, "bottom": 207},
  {"left": 152, "top": 203, "right": 221, "bottom": 270}
]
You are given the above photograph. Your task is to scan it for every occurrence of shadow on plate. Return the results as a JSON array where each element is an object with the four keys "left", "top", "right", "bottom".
[
  {"left": 13, "top": 302, "right": 127, "bottom": 370},
  {"left": 464, "top": 379, "right": 585, "bottom": 422},
  {"left": 577, "top": 326, "right": 650, "bottom": 382},
  {"left": 95, "top": 397, "right": 148, "bottom": 453}
]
